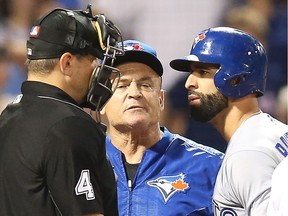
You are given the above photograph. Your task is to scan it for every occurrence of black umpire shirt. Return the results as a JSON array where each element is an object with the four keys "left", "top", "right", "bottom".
[{"left": 0, "top": 81, "right": 118, "bottom": 216}]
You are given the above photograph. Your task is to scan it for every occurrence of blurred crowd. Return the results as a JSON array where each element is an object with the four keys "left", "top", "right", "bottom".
[{"left": 0, "top": 0, "right": 286, "bottom": 152}]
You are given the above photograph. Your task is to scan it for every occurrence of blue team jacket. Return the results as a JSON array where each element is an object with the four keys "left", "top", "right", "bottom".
[{"left": 106, "top": 127, "right": 223, "bottom": 216}]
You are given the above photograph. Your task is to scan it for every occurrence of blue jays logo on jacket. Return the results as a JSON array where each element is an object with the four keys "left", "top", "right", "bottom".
[
  {"left": 106, "top": 127, "right": 223, "bottom": 216},
  {"left": 147, "top": 173, "right": 189, "bottom": 203}
]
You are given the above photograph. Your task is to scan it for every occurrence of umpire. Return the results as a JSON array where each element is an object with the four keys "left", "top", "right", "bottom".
[{"left": 0, "top": 5, "right": 123, "bottom": 216}]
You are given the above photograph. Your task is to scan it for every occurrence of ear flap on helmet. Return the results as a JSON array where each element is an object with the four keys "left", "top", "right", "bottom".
[{"left": 214, "top": 68, "right": 254, "bottom": 98}]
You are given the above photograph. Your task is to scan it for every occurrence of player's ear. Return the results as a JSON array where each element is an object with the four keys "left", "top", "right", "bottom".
[
  {"left": 160, "top": 89, "right": 165, "bottom": 111},
  {"left": 59, "top": 52, "right": 73, "bottom": 76}
]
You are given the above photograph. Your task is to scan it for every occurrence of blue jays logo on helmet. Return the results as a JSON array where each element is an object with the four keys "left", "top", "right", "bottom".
[
  {"left": 147, "top": 173, "right": 189, "bottom": 203},
  {"left": 192, "top": 30, "right": 208, "bottom": 49},
  {"left": 170, "top": 27, "right": 268, "bottom": 98}
]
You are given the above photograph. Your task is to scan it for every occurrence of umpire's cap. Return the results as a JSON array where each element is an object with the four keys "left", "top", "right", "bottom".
[
  {"left": 113, "top": 40, "right": 163, "bottom": 76},
  {"left": 27, "top": 7, "right": 112, "bottom": 60}
]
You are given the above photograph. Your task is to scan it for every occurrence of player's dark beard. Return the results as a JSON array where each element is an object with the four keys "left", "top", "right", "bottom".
[{"left": 189, "top": 91, "right": 228, "bottom": 122}]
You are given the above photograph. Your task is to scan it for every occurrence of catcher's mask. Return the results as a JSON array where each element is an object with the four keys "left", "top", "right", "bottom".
[{"left": 27, "top": 4, "right": 125, "bottom": 111}]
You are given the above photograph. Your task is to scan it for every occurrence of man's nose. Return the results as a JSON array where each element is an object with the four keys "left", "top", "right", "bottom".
[
  {"left": 185, "top": 74, "right": 198, "bottom": 90},
  {"left": 128, "top": 82, "right": 142, "bottom": 98}
]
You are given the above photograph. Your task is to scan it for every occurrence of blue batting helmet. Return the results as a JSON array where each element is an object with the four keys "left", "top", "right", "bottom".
[{"left": 170, "top": 27, "right": 268, "bottom": 98}]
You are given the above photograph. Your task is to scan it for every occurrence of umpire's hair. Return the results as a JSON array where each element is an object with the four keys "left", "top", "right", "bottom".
[{"left": 25, "top": 58, "right": 59, "bottom": 75}]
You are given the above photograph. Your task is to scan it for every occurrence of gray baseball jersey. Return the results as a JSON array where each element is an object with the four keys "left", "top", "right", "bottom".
[
  {"left": 267, "top": 156, "right": 288, "bottom": 216},
  {"left": 212, "top": 112, "right": 288, "bottom": 216}
]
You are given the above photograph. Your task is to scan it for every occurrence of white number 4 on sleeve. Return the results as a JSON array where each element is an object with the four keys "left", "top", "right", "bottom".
[{"left": 75, "top": 169, "right": 95, "bottom": 200}]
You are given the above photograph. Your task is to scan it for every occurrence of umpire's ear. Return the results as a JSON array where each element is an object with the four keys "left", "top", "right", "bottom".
[{"left": 59, "top": 52, "right": 73, "bottom": 76}]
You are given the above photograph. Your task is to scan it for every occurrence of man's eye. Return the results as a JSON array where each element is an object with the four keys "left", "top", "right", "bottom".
[
  {"left": 141, "top": 83, "right": 150, "bottom": 87},
  {"left": 199, "top": 70, "right": 210, "bottom": 76},
  {"left": 140, "top": 83, "right": 153, "bottom": 91},
  {"left": 117, "top": 85, "right": 126, "bottom": 89},
  {"left": 140, "top": 83, "right": 152, "bottom": 88}
]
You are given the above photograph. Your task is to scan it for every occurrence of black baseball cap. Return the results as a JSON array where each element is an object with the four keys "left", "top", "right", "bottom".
[
  {"left": 27, "top": 8, "right": 104, "bottom": 60},
  {"left": 113, "top": 40, "right": 163, "bottom": 76}
]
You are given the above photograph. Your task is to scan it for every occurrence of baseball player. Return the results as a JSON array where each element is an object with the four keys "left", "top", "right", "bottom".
[
  {"left": 0, "top": 5, "right": 123, "bottom": 216},
  {"left": 170, "top": 27, "right": 288, "bottom": 216},
  {"left": 102, "top": 40, "right": 223, "bottom": 216}
]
